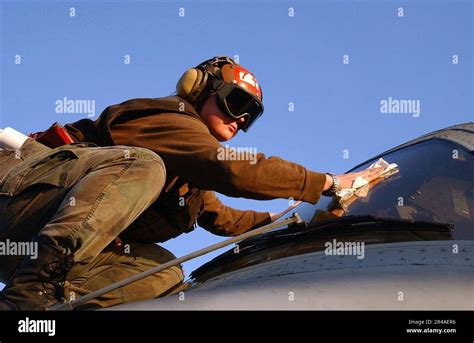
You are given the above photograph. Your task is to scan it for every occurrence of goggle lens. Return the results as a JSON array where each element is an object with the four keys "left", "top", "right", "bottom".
[{"left": 214, "top": 82, "right": 263, "bottom": 131}]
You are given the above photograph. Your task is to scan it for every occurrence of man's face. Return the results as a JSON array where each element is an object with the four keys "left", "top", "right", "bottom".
[{"left": 199, "top": 93, "right": 245, "bottom": 141}]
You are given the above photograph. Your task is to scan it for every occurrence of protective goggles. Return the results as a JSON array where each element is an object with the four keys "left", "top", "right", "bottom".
[{"left": 212, "top": 79, "right": 264, "bottom": 132}]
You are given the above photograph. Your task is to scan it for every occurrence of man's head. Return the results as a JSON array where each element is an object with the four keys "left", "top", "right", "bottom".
[
  {"left": 176, "top": 56, "right": 264, "bottom": 140},
  {"left": 199, "top": 92, "right": 246, "bottom": 141}
]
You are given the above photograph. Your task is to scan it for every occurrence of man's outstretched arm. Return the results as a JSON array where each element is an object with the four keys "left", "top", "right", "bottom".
[{"left": 197, "top": 191, "right": 272, "bottom": 236}]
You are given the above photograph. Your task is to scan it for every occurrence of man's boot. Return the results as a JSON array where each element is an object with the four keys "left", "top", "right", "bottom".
[{"left": 1, "top": 242, "right": 74, "bottom": 310}]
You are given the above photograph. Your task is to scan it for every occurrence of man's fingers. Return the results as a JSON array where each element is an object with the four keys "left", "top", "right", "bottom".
[
  {"left": 352, "top": 168, "right": 384, "bottom": 182},
  {"left": 341, "top": 168, "right": 385, "bottom": 189},
  {"left": 366, "top": 174, "right": 379, "bottom": 182},
  {"left": 368, "top": 167, "right": 384, "bottom": 173},
  {"left": 364, "top": 168, "right": 384, "bottom": 177},
  {"left": 369, "top": 168, "right": 386, "bottom": 180}
]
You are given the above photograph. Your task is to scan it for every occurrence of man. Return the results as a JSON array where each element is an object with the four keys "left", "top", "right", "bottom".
[{"left": 0, "top": 56, "right": 383, "bottom": 310}]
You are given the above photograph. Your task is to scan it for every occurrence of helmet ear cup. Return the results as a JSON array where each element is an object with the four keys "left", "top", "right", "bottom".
[{"left": 176, "top": 68, "right": 206, "bottom": 102}]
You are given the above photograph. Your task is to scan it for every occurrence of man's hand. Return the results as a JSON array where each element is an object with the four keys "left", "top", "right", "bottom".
[
  {"left": 269, "top": 200, "right": 302, "bottom": 222},
  {"left": 270, "top": 168, "right": 386, "bottom": 222},
  {"left": 324, "top": 167, "right": 385, "bottom": 192}
]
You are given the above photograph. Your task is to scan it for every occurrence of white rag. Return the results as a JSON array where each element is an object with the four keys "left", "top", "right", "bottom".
[{"left": 335, "top": 158, "right": 399, "bottom": 202}]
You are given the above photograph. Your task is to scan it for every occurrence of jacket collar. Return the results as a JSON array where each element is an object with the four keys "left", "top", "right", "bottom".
[{"left": 153, "top": 96, "right": 206, "bottom": 126}]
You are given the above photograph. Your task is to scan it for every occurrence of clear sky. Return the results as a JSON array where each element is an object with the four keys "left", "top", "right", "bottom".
[{"left": 0, "top": 0, "right": 472, "bottom": 282}]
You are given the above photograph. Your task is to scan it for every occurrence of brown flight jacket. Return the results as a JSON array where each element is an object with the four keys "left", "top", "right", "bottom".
[{"left": 64, "top": 96, "right": 326, "bottom": 242}]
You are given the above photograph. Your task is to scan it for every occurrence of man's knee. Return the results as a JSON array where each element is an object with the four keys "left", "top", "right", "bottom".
[
  {"left": 104, "top": 146, "right": 166, "bottom": 182},
  {"left": 128, "top": 147, "right": 163, "bottom": 164},
  {"left": 127, "top": 148, "right": 167, "bottom": 198},
  {"left": 129, "top": 243, "right": 184, "bottom": 283},
  {"left": 78, "top": 146, "right": 166, "bottom": 199},
  {"left": 129, "top": 243, "right": 177, "bottom": 264}
]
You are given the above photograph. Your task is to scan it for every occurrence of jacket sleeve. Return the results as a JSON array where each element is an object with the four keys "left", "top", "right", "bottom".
[
  {"left": 197, "top": 191, "right": 272, "bottom": 236},
  {"left": 108, "top": 111, "right": 326, "bottom": 204}
]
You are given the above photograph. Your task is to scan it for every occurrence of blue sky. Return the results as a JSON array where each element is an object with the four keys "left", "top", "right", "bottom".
[{"left": 0, "top": 0, "right": 472, "bottom": 281}]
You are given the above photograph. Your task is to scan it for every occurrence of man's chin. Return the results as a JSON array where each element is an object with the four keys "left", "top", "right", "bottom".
[
  {"left": 211, "top": 132, "right": 228, "bottom": 142},
  {"left": 213, "top": 129, "right": 235, "bottom": 142}
]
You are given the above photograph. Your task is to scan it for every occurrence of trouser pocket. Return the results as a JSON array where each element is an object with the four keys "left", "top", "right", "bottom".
[
  {"left": 0, "top": 150, "right": 24, "bottom": 196},
  {"left": 0, "top": 143, "right": 80, "bottom": 198},
  {"left": 0, "top": 142, "right": 81, "bottom": 235}
]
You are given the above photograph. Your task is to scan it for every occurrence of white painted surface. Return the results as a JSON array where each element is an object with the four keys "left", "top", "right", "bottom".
[{"left": 108, "top": 240, "right": 474, "bottom": 310}]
